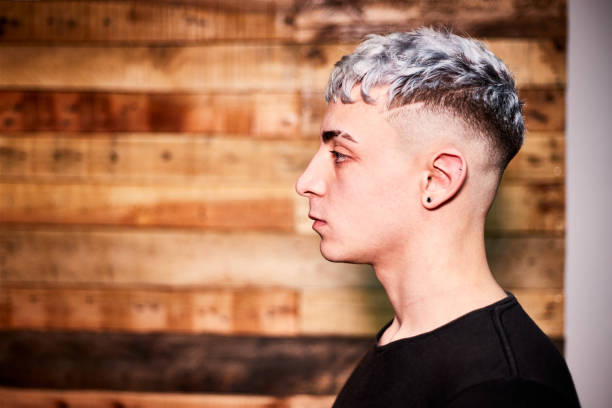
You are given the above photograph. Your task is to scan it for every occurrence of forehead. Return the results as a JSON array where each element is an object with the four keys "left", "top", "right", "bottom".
[{"left": 321, "top": 88, "right": 395, "bottom": 143}]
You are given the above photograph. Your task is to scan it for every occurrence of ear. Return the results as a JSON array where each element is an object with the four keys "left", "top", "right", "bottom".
[{"left": 422, "top": 149, "right": 467, "bottom": 210}]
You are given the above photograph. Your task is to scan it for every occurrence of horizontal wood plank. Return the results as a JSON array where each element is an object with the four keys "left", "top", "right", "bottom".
[
  {"left": 485, "top": 181, "right": 564, "bottom": 233},
  {"left": 0, "top": 285, "right": 563, "bottom": 337},
  {"left": 0, "top": 286, "right": 300, "bottom": 335},
  {"left": 0, "top": 40, "right": 565, "bottom": 91},
  {"left": 0, "top": 88, "right": 564, "bottom": 135},
  {"left": 0, "top": 132, "right": 561, "bottom": 184},
  {"left": 520, "top": 88, "right": 565, "bottom": 131},
  {"left": 0, "top": 182, "right": 293, "bottom": 230},
  {"left": 0, "top": 91, "right": 303, "bottom": 136},
  {"left": 0, "top": 329, "right": 368, "bottom": 393},
  {"left": 0, "top": 388, "right": 336, "bottom": 408},
  {"left": 301, "top": 287, "right": 564, "bottom": 338},
  {"left": 287, "top": 0, "right": 566, "bottom": 42},
  {"left": 0, "top": 228, "right": 375, "bottom": 288},
  {"left": 0, "top": 180, "right": 563, "bottom": 232},
  {"left": 0, "top": 229, "right": 562, "bottom": 289},
  {"left": 0, "top": 1, "right": 287, "bottom": 44},
  {"left": 0, "top": 134, "right": 317, "bottom": 184},
  {"left": 0, "top": 0, "right": 565, "bottom": 44},
  {"left": 504, "top": 132, "right": 564, "bottom": 182}
]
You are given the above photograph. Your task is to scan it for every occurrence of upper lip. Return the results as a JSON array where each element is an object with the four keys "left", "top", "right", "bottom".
[{"left": 308, "top": 213, "right": 324, "bottom": 222}]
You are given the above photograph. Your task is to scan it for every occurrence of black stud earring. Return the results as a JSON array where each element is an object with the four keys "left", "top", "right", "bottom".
[{"left": 426, "top": 197, "right": 432, "bottom": 203}]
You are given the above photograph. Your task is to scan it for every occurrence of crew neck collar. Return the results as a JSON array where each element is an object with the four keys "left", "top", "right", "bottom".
[{"left": 374, "top": 291, "right": 517, "bottom": 351}]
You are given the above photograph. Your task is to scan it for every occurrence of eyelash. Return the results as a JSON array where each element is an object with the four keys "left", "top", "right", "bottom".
[{"left": 330, "top": 150, "right": 349, "bottom": 164}]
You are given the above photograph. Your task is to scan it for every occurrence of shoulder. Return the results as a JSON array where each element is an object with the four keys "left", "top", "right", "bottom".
[{"left": 446, "top": 377, "right": 580, "bottom": 408}]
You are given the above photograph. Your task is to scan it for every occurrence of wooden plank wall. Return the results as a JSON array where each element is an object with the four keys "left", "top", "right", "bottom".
[{"left": 0, "top": 0, "right": 566, "bottom": 406}]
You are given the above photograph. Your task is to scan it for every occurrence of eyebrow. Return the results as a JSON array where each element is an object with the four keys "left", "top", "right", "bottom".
[{"left": 321, "top": 130, "right": 358, "bottom": 143}]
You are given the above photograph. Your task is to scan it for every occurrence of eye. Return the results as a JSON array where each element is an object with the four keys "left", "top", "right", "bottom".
[{"left": 330, "top": 150, "right": 349, "bottom": 164}]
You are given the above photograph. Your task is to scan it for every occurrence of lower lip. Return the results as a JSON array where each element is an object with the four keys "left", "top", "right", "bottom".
[{"left": 312, "top": 220, "right": 326, "bottom": 230}]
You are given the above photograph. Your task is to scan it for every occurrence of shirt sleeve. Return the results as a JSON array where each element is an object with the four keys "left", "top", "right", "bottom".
[{"left": 446, "top": 378, "right": 579, "bottom": 408}]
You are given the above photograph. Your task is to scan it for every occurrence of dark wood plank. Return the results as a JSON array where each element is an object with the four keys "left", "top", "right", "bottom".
[
  {"left": 0, "top": 0, "right": 565, "bottom": 44},
  {"left": 287, "top": 0, "right": 566, "bottom": 42},
  {"left": 0, "top": 91, "right": 303, "bottom": 136},
  {"left": 0, "top": 329, "right": 370, "bottom": 395}
]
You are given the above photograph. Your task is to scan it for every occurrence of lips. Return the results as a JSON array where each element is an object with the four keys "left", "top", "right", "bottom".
[
  {"left": 308, "top": 213, "right": 324, "bottom": 222},
  {"left": 308, "top": 213, "right": 326, "bottom": 231}
]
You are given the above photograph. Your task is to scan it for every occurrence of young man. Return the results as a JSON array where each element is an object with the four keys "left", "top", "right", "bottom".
[{"left": 296, "top": 28, "right": 580, "bottom": 407}]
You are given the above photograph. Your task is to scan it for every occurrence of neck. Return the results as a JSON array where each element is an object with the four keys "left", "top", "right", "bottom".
[{"left": 373, "top": 220, "right": 507, "bottom": 346}]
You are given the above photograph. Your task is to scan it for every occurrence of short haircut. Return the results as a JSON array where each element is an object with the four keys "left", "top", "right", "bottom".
[{"left": 325, "top": 27, "right": 525, "bottom": 171}]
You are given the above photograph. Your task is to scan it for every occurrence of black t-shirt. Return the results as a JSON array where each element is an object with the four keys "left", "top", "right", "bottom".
[{"left": 332, "top": 292, "right": 580, "bottom": 407}]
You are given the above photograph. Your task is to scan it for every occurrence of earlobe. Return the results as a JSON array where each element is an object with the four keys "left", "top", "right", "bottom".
[{"left": 422, "top": 150, "right": 467, "bottom": 210}]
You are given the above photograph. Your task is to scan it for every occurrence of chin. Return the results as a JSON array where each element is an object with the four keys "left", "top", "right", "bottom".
[{"left": 319, "top": 239, "right": 366, "bottom": 264}]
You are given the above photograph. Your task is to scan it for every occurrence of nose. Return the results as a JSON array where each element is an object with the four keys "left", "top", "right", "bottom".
[{"left": 295, "top": 149, "right": 327, "bottom": 198}]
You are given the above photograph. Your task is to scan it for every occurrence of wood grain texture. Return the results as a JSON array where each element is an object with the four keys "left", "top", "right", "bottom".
[
  {"left": 520, "top": 88, "right": 565, "bottom": 131},
  {"left": 0, "top": 134, "right": 317, "bottom": 184},
  {"left": 0, "top": 40, "right": 565, "bottom": 91},
  {"left": 0, "top": 229, "right": 561, "bottom": 289},
  {"left": 0, "top": 228, "right": 375, "bottom": 288},
  {"left": 0, "top": 182, "right": 293, "bottom": 230},
  {"left": 300, "top": 287, "right": 563, "bottom": 338},
  {"left": 0, "top": 132, "right": 561, "bottom": 184},
  {"left": 0, "top": 285, "right": 300, "bottom": 335},
  {"left": 0, "top": 88, "right": 564, "bottom": 135},
  {"left": 0, "top": 285, "right": 564, "bottom": 337},
  {"left": 504, "top": 132, "right": 564, "bottom": 182},
  {"left": 0, "top": 91, "right": 304, "bottom": 136},
  {"left": 486, "top": 182, "right": 564, "bottom": 234},
  {"left": 0, "top": 180, "right": 562, "bottom": 232},
  {"left": 0, "top": 388, "right": 335, "bottom": 408},
  {"left": 287, "top": 0, "right": 567, "bottom": 42},
  {"left": 0, "top": 0, "right": 566, "bottom": 44},
  {"left": 0, "top": 1, "right": 286, "bottom": 43}
]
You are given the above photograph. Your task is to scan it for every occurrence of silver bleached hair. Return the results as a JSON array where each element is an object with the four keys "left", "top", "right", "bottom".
[{"left": 325, "top": 27, "right": 525, "bottom": 169}]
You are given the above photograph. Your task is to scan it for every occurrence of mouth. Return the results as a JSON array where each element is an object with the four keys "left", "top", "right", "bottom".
[{"left": 308, "top": 213, "right": 326, "bottom": 230}]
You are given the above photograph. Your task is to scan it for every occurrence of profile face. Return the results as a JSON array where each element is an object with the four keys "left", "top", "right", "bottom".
[{"left": 295, "top": 89, "right": 421, "bottom": 264}]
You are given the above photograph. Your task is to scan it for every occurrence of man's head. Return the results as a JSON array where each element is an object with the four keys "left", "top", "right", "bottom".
[{"left": 296, "top": 28, "right": 524, "bottom": 264}]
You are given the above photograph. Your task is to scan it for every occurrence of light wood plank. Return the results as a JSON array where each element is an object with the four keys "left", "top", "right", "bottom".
[
  {"left": 300, "top": 287, "right": 564, "bottom": 338},
  {"left": 0, "top": 229, "right": 561, "bottom": 289},
  {"left": 0, "top": 388, "right": 335, "bottom": 408},
  {"left": 520, "top": 88, "right": 565, "bottom": 131},
  {"left": 0, "top": 285, "right": 299, "bottom": 335},
  {"left": 0, "top": 132, "right": 561, "bottom": 184},
  {"left": 486, "top": 181, "right": 564, "bottom": 233},
  {"left": 0, "top": 134, "right": 316, "bottom": 183},
  {"left": 487, "top": 237, "right": 564, "bottom": 289},
  {"left": 0, "top": 40, "right": 565, "bottom": 91},
  {"left": 0, "top": 285, "right": 563, "bottom": 338},
  {"left": 0, "top": 182, "right": 293, "bottom": 230},
  {"left": 504, "top": 132, "right": 564, "bottom": 182}
]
